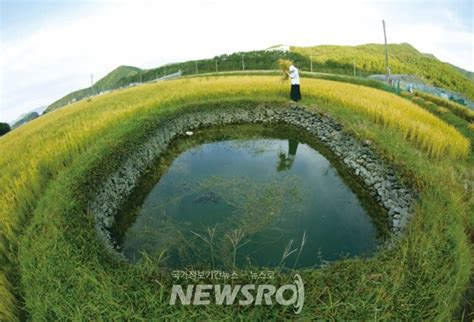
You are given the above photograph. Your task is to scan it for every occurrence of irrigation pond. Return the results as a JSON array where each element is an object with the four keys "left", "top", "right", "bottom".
[{"left": 112, "top": 124, "right": 388, "bottom": 269}]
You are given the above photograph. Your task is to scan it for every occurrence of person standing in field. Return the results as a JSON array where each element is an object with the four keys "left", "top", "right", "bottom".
[{"left": 288, "top": 64, "right": 301, "bottom": 102}]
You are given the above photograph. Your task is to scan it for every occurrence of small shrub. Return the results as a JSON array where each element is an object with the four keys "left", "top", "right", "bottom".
[
  {"left": 436, "top": 106, "right": 449, "bottom": 114},
  {"left": 413, "top": 97, "right": 426, "bottom": 106},
  {"left": 0, "top": 122, "right": 10, "bottom": 136}
]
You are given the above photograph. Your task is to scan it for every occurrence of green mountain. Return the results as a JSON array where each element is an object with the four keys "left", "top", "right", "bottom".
[
  {"left": 45, "top": 66, "right": 142, "bottom": 113},
  {"left": 291, "top": 43, "right": 474, "bottom": 99},
  {"left": 11, "top": 112, "right": 39, "bottom": 129},
  {"left": 94, "top": 65, "right": 142, "bottom": 90},
  {"left": 449, "top": 64, "right": 474, "bottom": 82}
]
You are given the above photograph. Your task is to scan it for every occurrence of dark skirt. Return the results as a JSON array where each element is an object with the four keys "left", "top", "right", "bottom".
[{"left": 290, "top": 84, "right": 301, "bottom": 101}]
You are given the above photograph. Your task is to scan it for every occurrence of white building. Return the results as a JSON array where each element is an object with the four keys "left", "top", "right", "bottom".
[{"left": 265, "top": 44, "right": 290, "bottom": 52}]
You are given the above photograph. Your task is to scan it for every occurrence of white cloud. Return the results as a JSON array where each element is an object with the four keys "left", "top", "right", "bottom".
[{"left": 1, "top": 0, "right": 472, "bottom": 123}]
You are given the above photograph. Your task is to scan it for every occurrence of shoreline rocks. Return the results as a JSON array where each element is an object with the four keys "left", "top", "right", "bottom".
[{"left": 89, "top": 104, "right": 417, "bottom": 259}]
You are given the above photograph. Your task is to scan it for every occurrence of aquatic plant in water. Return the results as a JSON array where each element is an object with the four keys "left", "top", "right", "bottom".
[{"left": 135, "top": 174, "right": 307, "bottom": 269}]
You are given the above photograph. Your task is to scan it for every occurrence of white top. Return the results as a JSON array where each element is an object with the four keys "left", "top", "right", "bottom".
[{"left": 289, "top": 65, "right": 300, "bottom": 85}]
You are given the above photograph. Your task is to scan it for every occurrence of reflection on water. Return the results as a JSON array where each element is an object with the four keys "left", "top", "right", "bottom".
[
  {"left": 113, "top": 125, "right": 386, "bottom": 269},
  {"left": 277, "top": 139, "right": 299, "bottom": 171}
]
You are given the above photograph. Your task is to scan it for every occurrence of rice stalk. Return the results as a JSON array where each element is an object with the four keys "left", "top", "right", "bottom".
[
  {"left": 278, "top": 239, "right": 298, "bottom": 269},
  {"left": 293, "top": 230, "right": 308, "bottom": 269}
]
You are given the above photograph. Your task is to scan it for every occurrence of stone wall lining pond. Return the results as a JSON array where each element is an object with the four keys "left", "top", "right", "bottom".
[{"left": 88, "top": 104, "right": 417, "bottom": 259}]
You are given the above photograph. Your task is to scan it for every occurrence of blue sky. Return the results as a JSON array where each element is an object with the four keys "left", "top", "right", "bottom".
[
  {"left": 1, "top": 0, "right": 473, "bottom": 123},
  {"left": 2, "top": 1, "right": 105, "bottom": 41}
]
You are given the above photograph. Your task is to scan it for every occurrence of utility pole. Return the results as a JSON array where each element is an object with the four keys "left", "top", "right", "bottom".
[
  {"left": 195, "top": 61, "right": 198, "bottom": 74},
  {"left": 310, "top": 56, "right": 313, "bottom": 72},
  {"left": 215, "top": 60, "right": 218, "bottom": 73},
  {"left": 382, "top": 19, "right": 390, "bottom": 83},
  {"left": 242, "top": 54, "right": 245, "bottom": 71}
]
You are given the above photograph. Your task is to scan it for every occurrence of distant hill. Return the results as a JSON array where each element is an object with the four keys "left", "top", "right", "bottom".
[
  {"left": 449, "top": 64, "right": 474, "bottom": 82},
  {"left": 44, "top": 43, "right": 474, "bottom": 113},
  {"left": 291, "top": 43, "right": 474, "bottom": 100},
  {"left": 94, "top": 65, "right": 142, "bottom": 91},
  {"left": 28, "top": 105, "right": 48, "bottom": 116},
  {"left": 44, "top": 66, "right": 142, "bottom": 113},
  {"left": 11, "top": 112, "right": 39, "bottom": 129},
  {"left": 9, "top": 105, "right": 47, "bottom": 125}
]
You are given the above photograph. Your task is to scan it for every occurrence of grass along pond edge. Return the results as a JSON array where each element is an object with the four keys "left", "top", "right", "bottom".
[
  {"left": 89, "top": 103, "right": 417, "bottom": 260},
  {"left": 13, "top": 98, "right": 472, "bottom": 319}
]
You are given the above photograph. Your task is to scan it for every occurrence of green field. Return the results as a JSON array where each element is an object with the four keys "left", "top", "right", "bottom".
[{"left": 0, "top": 75, "right": 472, "bottom": 320}]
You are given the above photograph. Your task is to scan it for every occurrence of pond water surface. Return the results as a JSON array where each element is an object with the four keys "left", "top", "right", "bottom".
[{"left": 113, "top": 124, "right": 387, "bottom": 269}]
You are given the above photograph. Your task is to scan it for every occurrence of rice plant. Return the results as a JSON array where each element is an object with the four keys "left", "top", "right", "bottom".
[
  {"left": 293, "top": 230, "right": 308, "bottom": 269},
  {"left": 191, "top": 225, "right": 217, "bottom": 269},
  {"left": 436, "top": 106, "right": 449, "bottom": 114},
  {"left": 225, "top": 229, "right": 250, "bottom": 269},
  {"left": 278, "top": 239, "right": 298, "bottom": 269},
  {"left": 0, "top": 74, "right": 471, "bottom": 318},
  {"left": 414, "top": 91, "right": 474, "bottom": 122},
  {"left": 278, "top": 59, "right": 293, "bottom": 80}
]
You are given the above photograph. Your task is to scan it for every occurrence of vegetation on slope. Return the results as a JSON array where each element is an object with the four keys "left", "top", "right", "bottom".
[
  {"left": 185, "top": 70, "right": 397, "bottom": 94},
  {"left": 412, "top": 91, "right": 474, "bottom": 122},
  {"left": 45, "top": 43, "right": 474, "bottom": 113},
  {"left": 401, "top": 91, "right": 474, "bottom": 164},
  {"left": 44, "top": 66, "right": 142, "bottom": 113},
  {"left": 93, "top": 65, "right": 142, "bottom": 91},
  {"left": 44, "top": 51, "right": 311, "bottom": 112},
  {"left": 450, "top": 64, "right": 474, "bottom": 82},
  {"left": 0, "top": 75, "right": 472, "bottom": 320},
  {"left": 292, "top": 43, "right": 474, "bottom": 100},
  {"left": 44, "top": 87, "right": 94, "bottom": 113},
  {"left": 11, "top": 112, "right": 39, "bottom": 129}
]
